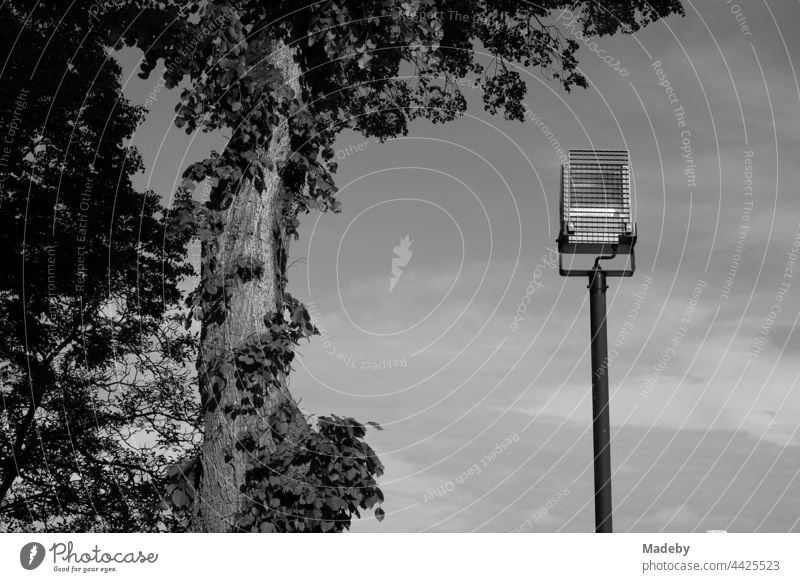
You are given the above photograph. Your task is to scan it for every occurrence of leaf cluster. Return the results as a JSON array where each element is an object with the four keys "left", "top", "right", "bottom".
[{"left": 237, "top": 404, "right": 385, "bottom": 533}]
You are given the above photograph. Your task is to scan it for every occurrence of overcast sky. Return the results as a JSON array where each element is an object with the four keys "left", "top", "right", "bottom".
[{"left": 119, "top": 0, "right": 800, "bottom": 532}]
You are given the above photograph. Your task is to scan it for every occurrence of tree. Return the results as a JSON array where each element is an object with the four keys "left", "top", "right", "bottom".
[
  {"left": 126, "top": 0, "right": 684, "bottom": 532},
  {"left": 0, "top": 1, "right": 198, "bottom": 531}
]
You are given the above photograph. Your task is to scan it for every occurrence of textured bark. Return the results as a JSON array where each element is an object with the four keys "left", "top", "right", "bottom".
[{"left": 192, "top": 42, "right": 300, "bottom": 532}]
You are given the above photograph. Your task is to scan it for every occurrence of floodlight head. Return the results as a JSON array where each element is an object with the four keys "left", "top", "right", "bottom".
[
  {"left": 558, "top": 149, "right": 637, "bottom": 255},
  {"left": 557, "top": 149, "right": 637, "bottom": 276}
]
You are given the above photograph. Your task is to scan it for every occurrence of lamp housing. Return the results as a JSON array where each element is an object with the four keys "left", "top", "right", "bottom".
[{"left": 558, "top": 149, "right": 637, "bottom": 256}]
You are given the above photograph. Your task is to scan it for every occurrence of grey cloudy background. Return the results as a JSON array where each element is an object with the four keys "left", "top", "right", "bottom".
[{"left": 119, "top": 0, "right": 800, "bottom": 532}]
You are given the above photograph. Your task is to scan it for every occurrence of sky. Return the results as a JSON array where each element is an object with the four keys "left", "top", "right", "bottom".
[{"left": 117, "top": 0, "right": 800, "bottom": 532}]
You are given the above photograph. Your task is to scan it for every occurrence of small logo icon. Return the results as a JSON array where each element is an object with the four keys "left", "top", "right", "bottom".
[
  {"left": 390, "top": 234, "right": 413, "bottom": 292},
  {"left": 20, "top": 542, "right": 45, "bottom": 570}
]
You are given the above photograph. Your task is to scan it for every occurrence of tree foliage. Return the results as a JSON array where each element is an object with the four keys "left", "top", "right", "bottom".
[{"left": 0, "top": 1, "right": 198, "bottom": 531}]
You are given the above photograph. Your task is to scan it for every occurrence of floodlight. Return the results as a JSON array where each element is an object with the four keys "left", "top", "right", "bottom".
[{"left": 555, "top": 148, "right": 641, "bottom": 533}]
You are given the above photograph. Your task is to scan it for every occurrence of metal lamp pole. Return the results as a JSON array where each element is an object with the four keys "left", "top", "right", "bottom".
[{"left": 588, "top": 266, "right": 612, "bottom": 533}]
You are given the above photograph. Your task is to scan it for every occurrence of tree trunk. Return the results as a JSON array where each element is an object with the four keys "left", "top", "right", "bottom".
[{"left": 192, "top": 42, "right": 300, "bottom": 532}]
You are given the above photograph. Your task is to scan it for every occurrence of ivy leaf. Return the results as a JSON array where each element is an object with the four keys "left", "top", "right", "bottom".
[
  {"left": 171, "top": 489, "right": 188, "bottom": 508},
  {"left": 375, "top": 507, "right": 385, "bottom": 522},
  {"left": 236, "top": 515, "right": 254, "bottom": 530}
]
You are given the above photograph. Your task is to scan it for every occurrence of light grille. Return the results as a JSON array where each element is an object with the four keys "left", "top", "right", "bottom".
[{"left": 560, "top": 150, "right": 633, "bottom": 252}]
